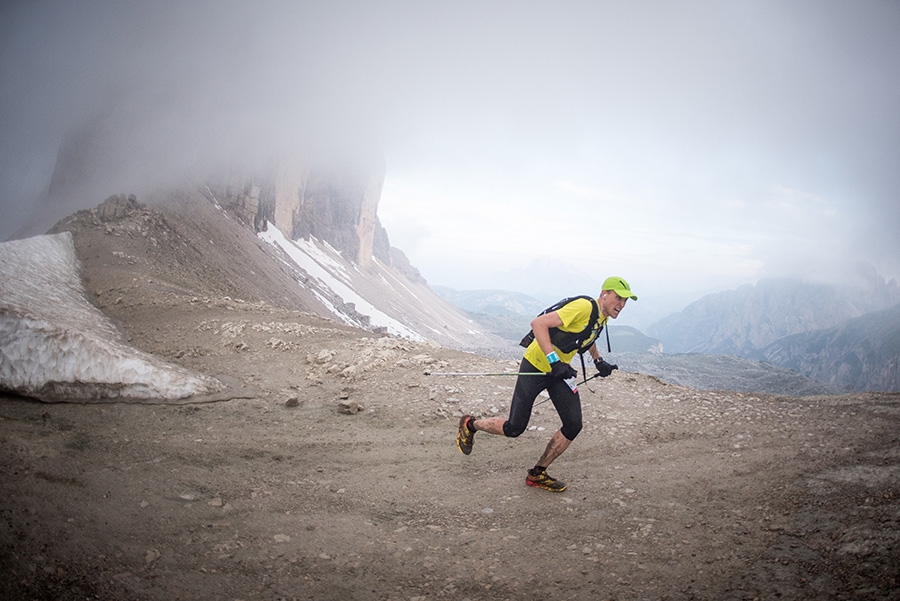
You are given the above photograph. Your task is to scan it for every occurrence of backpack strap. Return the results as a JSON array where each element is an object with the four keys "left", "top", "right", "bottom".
[{"left": 519, "top": 295, "right": 603, "bottom": 354}]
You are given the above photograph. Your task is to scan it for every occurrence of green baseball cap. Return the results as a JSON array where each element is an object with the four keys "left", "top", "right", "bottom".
[{"left": 602, "top": 276, "right": 637, "bottom": 300}]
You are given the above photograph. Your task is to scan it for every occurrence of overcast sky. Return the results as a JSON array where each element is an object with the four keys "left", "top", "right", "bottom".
[{"left": 2, "top": 1, "right": 899, "bottom": 327}]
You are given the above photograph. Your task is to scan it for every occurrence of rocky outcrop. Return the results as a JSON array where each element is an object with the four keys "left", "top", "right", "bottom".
[
  {"left": 201, "top": 154, "right": 423, "bottom": 282},
  {"left": 95, "top": 193, "right": 141, "bottom": 222},
  {"left": 291, "top": 156, "right": 384, "bottom": 267},
  {"left": 273, "top": 156, "right": 311, "bottom": 237}
]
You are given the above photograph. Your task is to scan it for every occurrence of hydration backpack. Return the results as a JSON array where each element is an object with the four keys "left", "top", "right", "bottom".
[{"left": 518, "top": 295, "right": 607, "bottom": 354}]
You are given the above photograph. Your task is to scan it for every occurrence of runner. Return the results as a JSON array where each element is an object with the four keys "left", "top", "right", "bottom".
[{"left": 456, "top": 276, "right": 637, "bottom": 492}]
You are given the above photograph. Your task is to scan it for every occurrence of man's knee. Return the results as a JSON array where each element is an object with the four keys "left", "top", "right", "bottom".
[
  {"left": 502, "top": 420, "right": 527, "bottom": 438},
  {"left": 560, "top": 420, "right": 582, "bottom": 441}
]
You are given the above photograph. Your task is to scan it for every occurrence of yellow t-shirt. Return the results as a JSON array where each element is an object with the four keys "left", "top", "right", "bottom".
[{"left": 523, "top": 297, "right": 607, "bottom": 372}]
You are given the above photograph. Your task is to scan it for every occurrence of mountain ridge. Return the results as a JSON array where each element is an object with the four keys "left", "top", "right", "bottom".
[
  {"left": 760, "top": 302, "right": 900, "bottom": 393},
  {"left": 647, "top": 273, "right": 900, "bottom": 355},
  {"left": 643, "top": 275, "right": 900, "bottom": 392},
  {"left": 47, "top": 190, "right": 514, "bottom": 360}
]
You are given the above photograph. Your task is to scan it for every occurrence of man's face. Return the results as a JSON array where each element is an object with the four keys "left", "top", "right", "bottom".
[{"left": 600, "top": 290, "right": 628, "bottom": 319}]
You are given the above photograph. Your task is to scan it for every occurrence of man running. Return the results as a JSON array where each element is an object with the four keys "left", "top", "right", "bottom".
[{"left": 456, "top": 276, "right": 637, "bottom": 492}]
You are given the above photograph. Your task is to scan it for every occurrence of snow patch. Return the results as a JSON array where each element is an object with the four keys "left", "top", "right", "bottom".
[
  {"left": 292, "top": 235, "right": 353, "bottom": 285},
  {"left": 258, "top": 224, "right": 424, "bottom": 341},
  {"left": 0, "top": 232, "right": 221, "bottom": 402}
]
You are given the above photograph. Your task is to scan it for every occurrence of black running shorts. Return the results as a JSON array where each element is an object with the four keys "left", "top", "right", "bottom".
[{"left": 503, "top": 357, "right": 583, "bottom": 441}]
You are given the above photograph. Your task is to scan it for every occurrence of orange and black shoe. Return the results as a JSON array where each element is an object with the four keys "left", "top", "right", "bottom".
[
  {"left": 526, "top": 467, "right": 567, "bottom": 492},
  {"left": 456, "top": 415, "right": 476, "bottom": 455}
]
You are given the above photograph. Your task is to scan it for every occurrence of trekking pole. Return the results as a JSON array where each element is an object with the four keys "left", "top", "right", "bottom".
[
  {"left": 425, "top": 370, "right": 612, "bottom": 381},
  {"left": 578, "top": 372, "right": 607, "bottom": 386},
  {"left": 423, "top": 371, "right": 548, "bottom": 377}
]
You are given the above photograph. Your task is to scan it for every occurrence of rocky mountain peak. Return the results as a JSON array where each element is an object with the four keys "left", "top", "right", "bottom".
[{"left": 203, "top": 156, "right": 425, "bottom": 286}]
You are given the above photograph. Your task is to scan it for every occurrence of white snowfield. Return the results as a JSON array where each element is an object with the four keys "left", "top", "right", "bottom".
[
  {"left": 259, "top": 223, "right": 426, "bottom": 341},
  {"left": 0, "top": 232, "right": 222, "bottom": 402}
]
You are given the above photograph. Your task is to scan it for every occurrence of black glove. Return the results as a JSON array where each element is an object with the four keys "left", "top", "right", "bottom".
[
  {"left": 594, "top": 357, "right": 618, "bottom": 377},
  {"left": 550, "top": 361, "right": 577, "bottom": 381}
]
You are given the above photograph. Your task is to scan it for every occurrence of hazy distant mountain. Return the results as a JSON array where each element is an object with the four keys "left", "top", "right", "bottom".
[
  {"left": 760, "top": 303, "right": 900, "bottom": 393},
  {"left": 607, "top": 326, "right": 664, "bottom": 354},
  {"left": 645, "top": 274, "right": 900, "bottom": 392},
  {"left": 431, "top": 286, "right": 548, "bottom": 316},
  {"left": 647, "top": 273, "right": 900, "bottom": 355}
]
